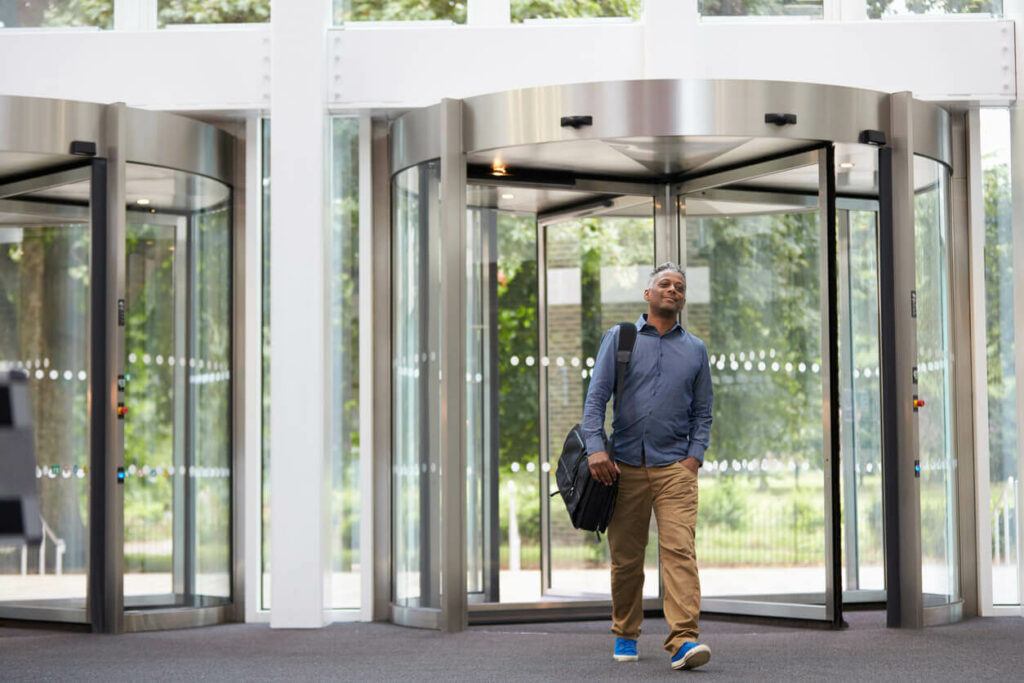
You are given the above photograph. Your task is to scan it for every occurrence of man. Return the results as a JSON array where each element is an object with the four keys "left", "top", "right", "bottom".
[{"left": 582, "top": 262, "right": 713, "bottom": 671}]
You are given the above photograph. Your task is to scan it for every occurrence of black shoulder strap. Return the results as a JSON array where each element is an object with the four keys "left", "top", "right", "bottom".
[{"left": 613, "top": 322, "right": 637, "bottom": 408}]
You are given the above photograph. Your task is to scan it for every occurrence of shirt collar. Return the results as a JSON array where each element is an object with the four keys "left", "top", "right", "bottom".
[{"left": 637, "top": 313, "right": 683, "bottom": 336}]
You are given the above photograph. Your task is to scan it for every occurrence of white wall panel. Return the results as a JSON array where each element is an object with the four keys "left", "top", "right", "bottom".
[{"left": 0, "top": 27, "right": 270, "bottom": 110}]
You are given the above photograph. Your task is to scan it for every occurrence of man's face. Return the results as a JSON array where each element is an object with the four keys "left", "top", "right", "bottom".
[{"left": 644, "top": 270, "right": 686, "bottom": 316}]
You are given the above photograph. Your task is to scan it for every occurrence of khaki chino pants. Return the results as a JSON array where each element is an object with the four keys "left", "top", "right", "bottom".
[{"left": 607, "top": 459, "right": 700, "bottom": 654}]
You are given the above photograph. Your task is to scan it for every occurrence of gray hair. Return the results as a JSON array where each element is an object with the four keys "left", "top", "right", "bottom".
[{"left": 646, "top": 262, "right": 686, "bottom": 290}]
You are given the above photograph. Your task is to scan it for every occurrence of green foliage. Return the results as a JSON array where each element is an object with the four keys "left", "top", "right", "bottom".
[
  {"left": 41, "top": 0, "right": 113, "bottom": 29},
  {"left": 701, "top": 474, "right": 746, "bottom": 530},
  {"left": 511, "top": 0, "right": 642, "bottom": 21},
  {"left": 981, "top": 159, "right": 1018, "bottom": 478},
  {"left": 496, "top": 215, "right": 540, "bottom": 472},
  {"left": 699, "top": 0, "right": 822, "bottom": 17},
  {"left": 690, "top": 210, "right": 823, "bottom": 471},
  {"left": 159, "top": 0, "right": 270, "bottom": 25},
  {"left": 337, "top": 0, "right": 467, "bottom": 22},
  {"left": 866, "top": 0, "right": 1000, "bottom": 18},
  {"left": 39, "top": 0, "right": 271, "bottom": 27}
]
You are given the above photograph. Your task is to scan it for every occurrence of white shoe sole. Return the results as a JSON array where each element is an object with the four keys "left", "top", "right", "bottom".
[
  {"left": 671, "top": 644, "right": 710, "bottom": 670},
  {"left": 613, "top": 654, "right": 639, "bottom": 662}
]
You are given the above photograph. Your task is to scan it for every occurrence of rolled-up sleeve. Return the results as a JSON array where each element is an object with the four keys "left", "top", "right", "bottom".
[
  {"left": 582, "top": 327, "right": 617, "bottom": 455},
  {"left": 687, "top": 343, "right": 713, "bottom": 465}
]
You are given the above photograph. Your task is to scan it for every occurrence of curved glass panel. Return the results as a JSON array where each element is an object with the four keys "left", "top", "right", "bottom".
[
  {"left": 124, "top": 163, "right": 232, "bottom": 609},
  {"left": 914, "top": 157, "right": 959, "bottom": 607},
  {"left": 392, "top": 161, "right": 442, "bottom": 610},
  {"left": 0, "top": 178, "right": 91, "bottom": 617}
]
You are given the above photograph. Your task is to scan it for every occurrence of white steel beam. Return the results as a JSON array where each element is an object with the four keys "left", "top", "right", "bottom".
[
  {"left": 0, "top": 27, "right": 270, "bottom": 110},
  {"left": 0, "top": 18, "right": 1013, "bottom": 111}
]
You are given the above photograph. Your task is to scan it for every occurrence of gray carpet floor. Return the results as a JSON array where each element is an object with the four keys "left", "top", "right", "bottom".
[{"left": 2, "top": 610, "right": 1022, "bottom": 681}]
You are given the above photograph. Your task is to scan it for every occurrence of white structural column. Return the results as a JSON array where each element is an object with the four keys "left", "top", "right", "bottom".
[{"left": 269, "top": 0, "right": 331, "bottom": 628}]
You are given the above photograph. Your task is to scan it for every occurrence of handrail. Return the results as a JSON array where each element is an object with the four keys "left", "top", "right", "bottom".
[{"left": 19, "top": 516, "right": 65, "bottom": 576}]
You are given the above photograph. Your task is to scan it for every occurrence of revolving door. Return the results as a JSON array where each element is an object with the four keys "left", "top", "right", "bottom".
[
  {"left": 384, "top": 80, "right": 961, "bottom": 630},
  {"left": 0, "top": 96, "right": 237, "bottom": 632}
]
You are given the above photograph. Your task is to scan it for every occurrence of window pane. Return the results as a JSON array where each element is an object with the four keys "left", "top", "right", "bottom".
[
  {"left": 980, "top": 108, "right": 1018, "bottom": 606},
  {"left": 335, "top": 0, "right": 466, "bottom": 24},
  {"left": 511, "top": 0, "right": 642, "bottom": 22},
  {"left": 868, "top": 0, "right": 1001, "bottom": 19},
  {"left": 699, "top": 0, "right": 822, "bottom": 18},
  {"left": 261, "top": 119, "right": 271, "bottom": 610},
  {"left": 0, "top": 0, "right": 113, "bottom": 29},
  {"left": 158, "top": 0, "right": 269, "bottom": 27},
  {"left": 329, "top": 117, "right": 361, "bottom": 609}
]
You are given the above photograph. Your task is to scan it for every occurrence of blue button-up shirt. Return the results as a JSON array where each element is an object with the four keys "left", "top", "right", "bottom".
[{"left": 582, "top": 315, "right": 713, "bottom": 467}]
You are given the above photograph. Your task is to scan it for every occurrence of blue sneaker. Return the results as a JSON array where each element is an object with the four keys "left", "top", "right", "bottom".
[
  {"left": 613, "top": 637, "right": 639, "bottom": 662},
  {"left": 670, "top": 641, "right": 710, "bottom": 670}
]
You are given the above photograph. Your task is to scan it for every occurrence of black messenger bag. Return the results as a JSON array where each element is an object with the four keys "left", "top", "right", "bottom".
[{"left": 552, "top": 322, "right": 637, "bottom": 535}]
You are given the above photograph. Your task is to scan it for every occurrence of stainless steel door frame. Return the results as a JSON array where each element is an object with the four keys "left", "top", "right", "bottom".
[{"left": 885, "top": 92, "right": 923, "bottom": 628}]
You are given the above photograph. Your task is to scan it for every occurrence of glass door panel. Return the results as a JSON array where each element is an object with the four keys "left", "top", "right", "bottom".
[
  {"left": 678, "top": 149, "right": 839, "bottom": 620},
  {"left": 541, "top": 201, "right": 657, "bottom": 600},
  {"left": 838, "top": 205, "right": 885, "bottom": 596},
  {"left": 123, "top": 163, "right": 233, "bottom": 610},
  {"left": 913, "top": 157, "right": 959, "bottom": 607},
  {"left": 0, "top": 168, "right": 93, "bottom": 621},
  {"left": 466, "top": 202, "right": 544, "bottom": 605}
]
